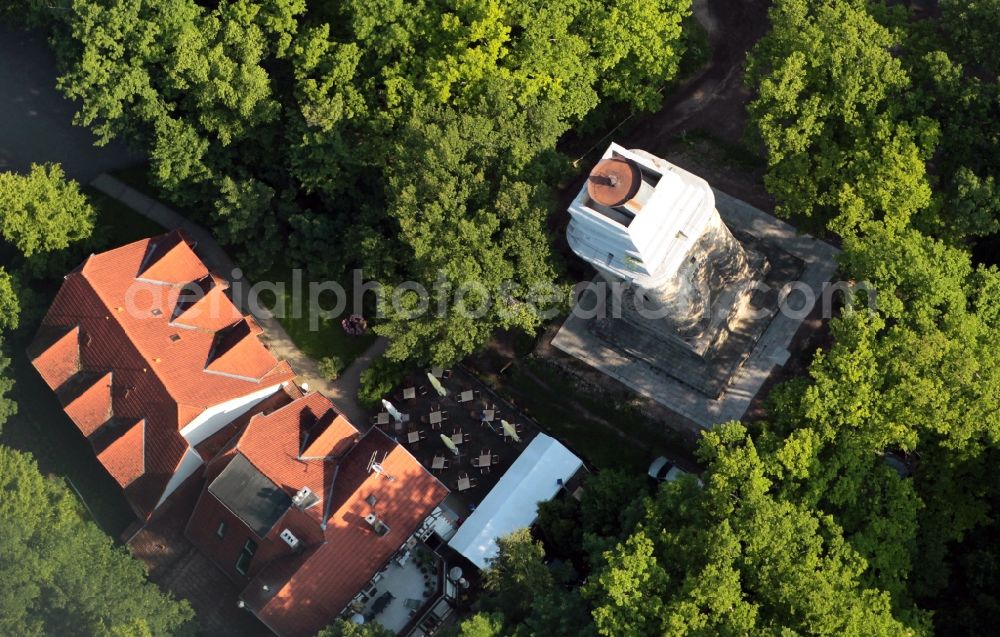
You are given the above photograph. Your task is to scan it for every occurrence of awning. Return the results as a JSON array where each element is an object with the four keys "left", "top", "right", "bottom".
[{"left": 448, "top": 434, "right": 584, "bottom": 569}]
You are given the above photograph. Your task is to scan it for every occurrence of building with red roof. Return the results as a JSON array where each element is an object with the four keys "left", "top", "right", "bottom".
[
  {"left": 186, "top": 391, "right": 449, "bottom": 637},
  {"left": 32, "top": 232, "right": 452, "bottom": 635},
  {"left": 29, "top": 231, "right": 295, "bottom": 518}
]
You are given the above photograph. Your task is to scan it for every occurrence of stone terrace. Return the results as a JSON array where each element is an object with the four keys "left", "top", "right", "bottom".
[{"left": 372, "top": 368, "right": 540, "bottom": 513}]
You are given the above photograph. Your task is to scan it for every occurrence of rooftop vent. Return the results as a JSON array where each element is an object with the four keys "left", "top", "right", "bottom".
[
  {"left": 586, "top": 156, "right": 659, "bottom": 223},
  {"left": 587, "top": 158, "right": 641, "bottom": 207},
  {"left": 292, "top": 486, "right": 319, "bottom": 510},
  {"left": 364, "top": 513, "right": 390, "bottom": 537},
  {"left": 279, "top": 528, "right": 300, "bottom": 549}
]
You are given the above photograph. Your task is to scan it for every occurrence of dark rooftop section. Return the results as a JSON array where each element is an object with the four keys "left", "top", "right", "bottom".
[{"left": 208, "top": 453, "right": 291, "bottom": 538}]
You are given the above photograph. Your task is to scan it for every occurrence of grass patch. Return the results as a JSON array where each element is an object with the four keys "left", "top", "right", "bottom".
[
  {"left": 255, "top": 267, "right": 376, "bottom": 366},
  {"left": 112, "top": 163, "right": 155, "bottom": 194},
  {"left": 678, "top": 14, "right": 712, "bottom": 79},
  {"left": 677, "top": 130, "right": 763, "bottom": 170}
]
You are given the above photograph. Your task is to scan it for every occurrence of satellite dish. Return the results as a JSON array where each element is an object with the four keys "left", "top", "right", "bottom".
[{"left": 351, "top": 613, "right": 365, "bottom": 624}]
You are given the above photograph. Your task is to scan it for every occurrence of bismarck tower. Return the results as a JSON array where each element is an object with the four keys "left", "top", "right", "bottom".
[
  {"left": 551, "top": 141, "right": 839, "bottom": 425},
  {"left": 566, "top": 143, "right": 765, "bottom": 360}
]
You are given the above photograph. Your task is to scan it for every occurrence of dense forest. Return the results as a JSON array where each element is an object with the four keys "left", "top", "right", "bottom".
[{"left": 2, "top": 0, "right": 1000, "bottom": 636}]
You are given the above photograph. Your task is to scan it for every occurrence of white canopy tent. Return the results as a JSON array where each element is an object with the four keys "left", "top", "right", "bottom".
[{"left": 448, "top": 433, "right": 584, "bottom": 569}]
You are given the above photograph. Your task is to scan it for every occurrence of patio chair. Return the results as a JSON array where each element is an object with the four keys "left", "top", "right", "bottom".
[
  {"left": 442, "top": 369, "right": 453, "bottom": 379},
  {"left": 492, "top": 454, "right": 500, "bottom": 465},
  {"left": 419, "top": 385, "right": 429, "bottom": 396},
  {"left": 471, "top": 457, "right": 480, "bottom": 468},
  {"left": 480, "top": 466, "right": 491, "bottom": 475},
  {"left": 470, "top": 477, "right": 479, "bottom": 488}
]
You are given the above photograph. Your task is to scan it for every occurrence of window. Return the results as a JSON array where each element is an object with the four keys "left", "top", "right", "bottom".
[
  {"left": 216, "top": 521, "right": 226, "bottom": 539},
  {"left": 235, "top": 539, "right": 257, "bottom": 575}
]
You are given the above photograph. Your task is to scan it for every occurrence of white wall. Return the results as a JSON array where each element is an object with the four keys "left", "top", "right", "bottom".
[
  {"left": 180, "top": 383, "right": 283, "bottom": 446},
  {"left": 155, "top": 447, "right": 203, "bottom": 508},
  {"left": 154, "top": 383, "right": 284, "bottom": 510}
]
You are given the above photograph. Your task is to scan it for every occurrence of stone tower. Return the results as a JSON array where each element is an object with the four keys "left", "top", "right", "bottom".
[{"left": 567, "top": 143, "right": 765, "bottom": 363}]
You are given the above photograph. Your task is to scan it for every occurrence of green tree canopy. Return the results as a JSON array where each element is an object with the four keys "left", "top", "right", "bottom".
[
  {"left": 746, "top": 0, "right": 936, "bottom": 236},
  {"left": 314, "top": 618, "right": 393, "bottom": 637},
  {"left": 585, "top": 424, "right": 925, "bottom": 636},
  {"left": 50, "top": 0, "right": 694, "bottom": 365},
  {"left": 0, "top": 164, "right": 95, "bottom": 259},
  {"left": 0, "top": 268, "right": 19, "bottom": 333},
  {"left": 0, "top": 446, "right": 193, "bottom": 636}
]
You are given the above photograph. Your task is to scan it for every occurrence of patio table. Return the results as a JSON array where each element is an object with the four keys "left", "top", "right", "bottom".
[
  {"left": 432, "top": 455, "right": 446, "bottom": 470},
  {"left": 450, "top": 431, "right": 464, "bottom": 445},
  {"left": 407, "top": 430, "right": 421, "bottom": 444},
  {"left": 459, "top": 390, "right": 474, "bottom": 403},
  {"left": 477, "top": 452, "right": 492, "bottom": 467},
  {"left": 481, "top": 409, "right": 495, "bottom": 422},
  {"left": 403, "top": 387, "right": 416, "bottom": 400},
  {"left": 457, "top": 475, "right": 472, "bottom": 491},
  {"left": 429, "top": 411, "right": 443, "bottom": 425},
  {"left": 376, "top": 412, "right": 390, "bottom": 425}
]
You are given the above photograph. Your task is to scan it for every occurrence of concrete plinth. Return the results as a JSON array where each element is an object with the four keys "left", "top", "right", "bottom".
[{"left": 551, "top": 189, "right": 838, "bottom": 429}]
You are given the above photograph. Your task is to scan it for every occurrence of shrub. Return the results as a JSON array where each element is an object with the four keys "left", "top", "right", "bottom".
[
  {"left": 357, "top": 358, "right": 404, "bottom": 407},
  {"left": 318, "top": 355, "right": 344, "bottom": 381}
]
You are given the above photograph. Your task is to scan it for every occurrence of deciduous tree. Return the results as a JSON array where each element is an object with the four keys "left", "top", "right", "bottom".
[{"left": 0, "top": 446, "right": 193, "bottom": 636}]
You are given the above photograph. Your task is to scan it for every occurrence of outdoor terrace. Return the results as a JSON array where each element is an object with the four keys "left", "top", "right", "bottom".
[{"left": 370, "top": 368, "right": 540, "bottom": 513}]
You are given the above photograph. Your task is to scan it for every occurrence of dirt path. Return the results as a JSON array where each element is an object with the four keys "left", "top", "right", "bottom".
[{"left": 625, "top": 0, "right": 772, "bottom": 147}]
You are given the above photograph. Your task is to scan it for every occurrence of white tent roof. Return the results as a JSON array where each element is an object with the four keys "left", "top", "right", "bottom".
[{"left": 448, "top": 433, "right": 584, "bottom": 569}]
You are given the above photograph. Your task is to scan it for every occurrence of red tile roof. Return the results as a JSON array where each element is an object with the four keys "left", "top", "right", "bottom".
[
  {"left": 94, "top": 418, "right": 146, "bottom": 487},
  {"left": 59, "top": 371, "right": 113, "bottom": 437},
  {"left": 170, "top": 274, "right": 243, "bottom": 331},
  {"left": 28, "top": 325, "right": 81, "bottom": 389},
  {"left": 237, "top": 392, "right": 360, "bottom": 525},
  {"left": 243, "top": 423, "right": 449, "bottom": 637},
  {"left": 137, "top": 231, "right": 209, "bottom": 284},
  {"left": 205, "top": 318, "right": 281, "bottom": 381},
  {"left": 29, "top": 230, "right": 295, "bottom": 517}
]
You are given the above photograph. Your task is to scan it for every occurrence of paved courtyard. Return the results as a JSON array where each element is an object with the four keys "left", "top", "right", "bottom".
[
  {"left": 374, "top": 368, "right": 541, "bottom": 513},
  {"left": 126, "top": 477, "right": 271, "bottom": 637}
]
